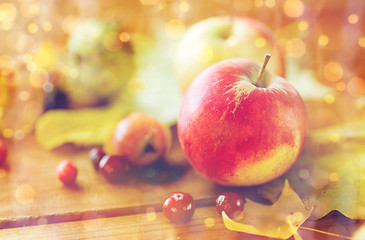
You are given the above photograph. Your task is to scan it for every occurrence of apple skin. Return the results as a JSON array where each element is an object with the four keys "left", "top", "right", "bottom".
[
  {"left": 113, "top": 113, "right": 171, "bottom": 167},
  {"left": 174, "top": 16, "right": 285, "bottom": 93},
  {"left": 177, "top": 58, "right": 307, "bottom": 186}
]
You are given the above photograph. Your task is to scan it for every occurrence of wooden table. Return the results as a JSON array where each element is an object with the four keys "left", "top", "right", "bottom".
[{"left": 0, "top": 128, "right": 362, "bottom": 239}]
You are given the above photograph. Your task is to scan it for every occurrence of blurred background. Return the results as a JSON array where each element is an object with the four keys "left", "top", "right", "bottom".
[{"left": 0, "top": 0, "right": 364, "bottom": 143}]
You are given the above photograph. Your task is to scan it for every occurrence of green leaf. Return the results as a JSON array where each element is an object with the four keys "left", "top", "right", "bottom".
[{"left": 35, "top": 102, "right": 133, "bottom": 150}]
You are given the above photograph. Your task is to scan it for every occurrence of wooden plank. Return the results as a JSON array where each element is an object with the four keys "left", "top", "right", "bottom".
[
  {"left": 0, "top": 133, "right": 224, "bottom": 226},
  {"left": 0, "top": 206, "right": 360, "bottom": 240}
]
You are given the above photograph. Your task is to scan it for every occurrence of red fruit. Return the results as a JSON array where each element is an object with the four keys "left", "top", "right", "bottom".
[
  {"left": 113, "top": 112, "right": 171, "bottom": 167},
  {"left": 163, "top": 192, "right": 195, "bottom": 224},
  {"left": 89, "top": 147, "right": 105, "bottom": 170},
  {"left": 57, "top": 160, "right": 77, "bottom": 185},
  {"left": 216, "top": 192, "right": 244, "bottom": 220},
  {"left": 0, "top": 139, "right": 7, "bottom": 166},
  {"left": 99, "top": 155, "right": 130, "bottom": 182}
]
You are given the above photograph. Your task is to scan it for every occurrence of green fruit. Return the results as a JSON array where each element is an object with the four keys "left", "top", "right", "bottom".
[{"left": 62, "top": 19, "right": 135, "bottom": 108}]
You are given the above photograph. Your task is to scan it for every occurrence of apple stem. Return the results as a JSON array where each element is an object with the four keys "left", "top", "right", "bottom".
[{"left": 256, "top": 54, "right": 271, "bottom": 84}]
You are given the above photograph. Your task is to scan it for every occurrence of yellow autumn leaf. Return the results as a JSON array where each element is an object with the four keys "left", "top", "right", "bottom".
[{"left": 222, "top": 180, "right": 312, "bottom": 239}]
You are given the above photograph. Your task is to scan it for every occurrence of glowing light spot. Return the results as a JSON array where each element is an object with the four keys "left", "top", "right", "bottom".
[
  {"left": 29, "top": 3, "right": 39, "bottom": 15},
  {"left": 324, "top": 94, "right": 335, "bottom": 104},
  {"left": 233, "top": 0, "right": 253, "bottom": 11},
  {"left": 0, "top": 3, "right": 17, "bottom": 23},
  {"left": 359, "top": 37, "right": 365, "bottom": 48},
  {"left": 179, "top": 1, "right": 190, "bottom": 12},
  {"left": 27, "top": 23, "right": 39, "bottom": 34},
  {"left": 298, "top": 21, "right": 308, "bottom": 31},
  {"left": 298, "top": 168, "right": 310, "bottom": 180},
  {"left": 42, "top": 82, "right": 54, "bottom": 93},
  {"left": 283, "top": 0, "right": 304, "bottom": 18},
  {"left": 286, "top": 38, "right": 306, "bottom": 58},
  {"left": 254, "top": 0, "right": 264, "bottom": 8},
  {"left": 348, "top": 14, "right": 359, "bottom": 24},
  {"left": 329, "top": 172, "right": 340, "bottom": 182},
  {"left": 323, "top": 61, "right": 343, "bottom": 82},
  {"left": 3, "top": 128, "right": 13, "bottom": 138},
  {"left": 14, "top": 130, "right": 25, "bottom": 140},
  {"left": 140, "top": 0, "right": 159, "bottom": 6},
  {"left": 226, "top": 35, "right": 238, "bottom": 46},
  {"left": 204, "top": 218, "right": 215, "bottom": 228},
  {"left": 347, "top": 77, "right": 365, "bottom": 97},
  {"left": 145, "top": 207, "right": 157, "bottom": 221},
  {"left": 19, "top": 91, "right": 30, "bottom": 101},
  {"left": 0, "top": 168, "right": 7, "bottom": 178},
  {"left": 265, "top": 0, "right": 276, "bottom": 8},
  {"left": 318, "top": 35, "right": 329, "bottom": 46},
  {"left": 37, "top": 217, "right": 48, "bottom": 225},
  {"left": 15, "top": 184, "right": 36, "bottom": 205},
  {"left": 42, "top": 22, "right": 52, "bottom": 32},
  {"left": 119, "top": 32, "right": 130, "bottom": 42},
  {"left": 336, "top": 81, "right": 346, "bottom": 92},
  {"left": 165, "top": 19, "right": 185, "bottom": 39},
  {"left": 329, "top": 133, "right": 340, "bottom": 143},
  {"left": 255, "top": 37, "right": 267, "bottom": 48}
]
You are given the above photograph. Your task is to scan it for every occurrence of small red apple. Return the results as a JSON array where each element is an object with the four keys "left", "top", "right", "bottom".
[
  {"left": 178, "top": 55, "right": 307, "bottom": 186},
  {"left": 113, "top": 113, "right": 171, "bottom": 166}
]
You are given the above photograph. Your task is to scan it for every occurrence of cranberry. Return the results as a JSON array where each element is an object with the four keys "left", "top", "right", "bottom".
[
  {"left": 216, "top": 192, "right": 244, "bottom": 219},
  {"left": 99, "top": 155, "right": 130, "bottom": 182},
  {"left": 57, "top": 160, "right": 77, "bottom": 185},
  {"left": 163, "top": 192, "right": 195, "bottom": 224},
  {"left": 89, "top": 147, "right": 105, "bottom": 170},
  {"left": 0, "top": 139, "right": 7, "bottom": 166}
]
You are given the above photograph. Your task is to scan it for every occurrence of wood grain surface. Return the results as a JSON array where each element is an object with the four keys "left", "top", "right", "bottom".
[{"left": 0, "top": 129, "right": 363, "bottom": 239}]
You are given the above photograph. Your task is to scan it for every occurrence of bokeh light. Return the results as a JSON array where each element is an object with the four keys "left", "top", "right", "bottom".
[
  {"left": 359, "top": 37, "right": 365, "bottom": 48},
  {"left": 15, "top": 184, "right": 36, "bottom": 205},
  {"left": 179, "top": 1, "right": 190, "bottom": 13},
  {"left": 204, "top": 217, "right": 215, "bottom": 228},
  {"left": 329, "top": 172, "right": 340, "bottom": 182},
  {"left": 297, "top": 21, "right": 308, "bottom": 31},
  {"left": 318, "top": 35, "right": 329, "bottom": 46},
  {"left": 348, "top": 14, "right": 359, "bottom": 24},
  {"left": 255, "top": 37, "right": 267, "bottom": 48},
  {"left": 347, "top": 77, "right": 365, "bottom": 97},
  {"left": 286, "top": 38, "right": 306, "bottom": 58},
  {"left": 336, "top": 81, "right": 346, "bottom": 92},
  {"left": 140, "top": 0, "right": 160, "bottom": 6},
  {"left": 27, "top": 23, "right": 39, "bottom": 34},
  {"left": 265, "top": 0, "right": 276, "bottom": 8},
  {"left": 323, "top": 61, "right": 343, "bottom": 82},
  {"left": 283, "top": 0, "right": 304, "bottom": 18},
  {"left": 324, "top": 94, "right": 335, "bottom": 104}
]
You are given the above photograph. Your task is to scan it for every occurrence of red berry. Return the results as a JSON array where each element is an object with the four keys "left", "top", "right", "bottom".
[
  {"left": 89, "top": 147, "right": 105, "bottom": 170},
  {"left": 163, "top": 192, "right": 195, "bottom": 224},
  {"left": 0, "top": 139, "right": 7, "bottom": 166},
  {"left": 216, "top": 192, "right": 244, "bottom": 219},
  {"left": 57, "top": 160, "right": 77, "bottom": 185},
  {"left": 99, "top": 155, "right": 130, "bottom": 182}
]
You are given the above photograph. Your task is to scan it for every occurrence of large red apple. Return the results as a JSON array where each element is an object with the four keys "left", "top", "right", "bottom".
[{"left": 177, "top": 56, "right": 307, "bottom": 186}]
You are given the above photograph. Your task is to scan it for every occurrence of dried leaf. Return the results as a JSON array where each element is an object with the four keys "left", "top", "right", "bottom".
[{"left": 222, "top": 180, "right": 312, "bottom": 239}]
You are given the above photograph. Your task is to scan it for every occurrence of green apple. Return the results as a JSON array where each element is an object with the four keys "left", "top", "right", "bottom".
[{"left": 174, "top": 16, "right": 285, "bottom": 92}]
